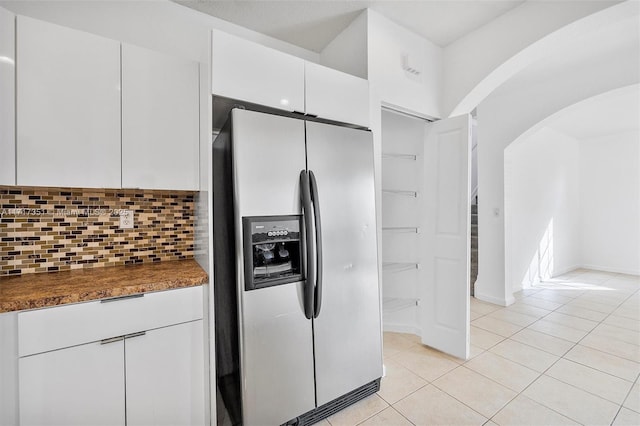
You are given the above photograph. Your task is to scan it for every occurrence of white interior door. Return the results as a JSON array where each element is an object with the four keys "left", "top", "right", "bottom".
[{"left": 421, "top": 114, "right": 471, "bottom": 360}]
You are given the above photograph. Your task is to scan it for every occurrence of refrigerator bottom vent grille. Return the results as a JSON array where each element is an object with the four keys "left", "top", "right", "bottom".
[{"left": 287, "top": 378, "right": 381, "bottom": 426}]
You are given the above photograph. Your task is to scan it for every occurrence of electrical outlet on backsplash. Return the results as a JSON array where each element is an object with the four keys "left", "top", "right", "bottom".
[{"left": 0, "top": 186, "right": 196, "bottom": 275}]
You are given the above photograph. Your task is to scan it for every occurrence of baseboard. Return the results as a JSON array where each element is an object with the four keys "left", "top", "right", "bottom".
[
  {"left": 579, "top": 264, "right": 640, "bottom": 276},
  {"left": 473, "top": 277, "right": 515, "bottom": 306},
  {"left": 382, "top": 323, "right": 421, "bottom": 335},
  {"left": 473, "top": 288, "right": 514, "bottom": 307},
  {"left": 552, "top": 264, "right": 582, "bottom": 277}
]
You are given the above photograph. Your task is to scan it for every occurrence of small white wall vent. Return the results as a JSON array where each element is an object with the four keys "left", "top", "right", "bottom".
[{"left": 402, "top": 54, "right": 421, "bottom": 76}]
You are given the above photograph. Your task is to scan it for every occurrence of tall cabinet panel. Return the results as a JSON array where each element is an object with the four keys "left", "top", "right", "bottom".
[
  {"left": 0, "top": 7, "right": 15, "bottom": 185},
  {"left": 16, "top": 16, "right": 121, "bottom": 188},
  {"left": 121, "top": 44, "right": 199, "bottom": 190}
]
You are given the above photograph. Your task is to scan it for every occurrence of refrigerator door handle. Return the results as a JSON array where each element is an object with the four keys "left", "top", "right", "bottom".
[
  {"left": 300, "top": 170, "right": 315, "bottom": 320},
  {"left": 309, "top": 170, "right": 323, "bottom": 318}
]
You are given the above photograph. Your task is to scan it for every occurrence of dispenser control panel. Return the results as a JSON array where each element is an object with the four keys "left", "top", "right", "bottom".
[{"left": 242, "top": 215, "right": 303, "bottom": 290}]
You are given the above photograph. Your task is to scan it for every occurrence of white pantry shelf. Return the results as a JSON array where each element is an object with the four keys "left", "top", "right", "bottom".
[
  {"left": 382, "top": 189, "right": 418, "bottom": 198},
  {"left": 382, "top": 227, "right": 420, "bottom": 233},
  {"left": 382, "top": 297, "right": 419, "bottom": 313},
  {"left": 382, "top": 262, "right": 420, "bottom": 272},
  {"left": 382, "top": 152, "right": 417, "bottom": 161}
]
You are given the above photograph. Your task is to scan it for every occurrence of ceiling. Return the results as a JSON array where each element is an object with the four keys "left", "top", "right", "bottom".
[
  {"left": 175, "top": 0, "right": 525, "bottom": 52},
  {"left": 546, "top": 86, "right": 640, "bottom": 140},
  {"left": 497, "top": 13, "right": 640, "bottom": 141},
  {"left": 496, "top": 12, "right": 639, "bottom": 94}
]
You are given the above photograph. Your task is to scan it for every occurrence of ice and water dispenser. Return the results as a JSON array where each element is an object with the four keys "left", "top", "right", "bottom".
[{"left": 242, "top": 215, "right": 303, "bottom": 290}]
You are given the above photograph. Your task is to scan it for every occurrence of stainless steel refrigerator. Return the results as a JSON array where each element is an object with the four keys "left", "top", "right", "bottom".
[{"left": 213, "top": 108, "right": 382, "bottom": 425}]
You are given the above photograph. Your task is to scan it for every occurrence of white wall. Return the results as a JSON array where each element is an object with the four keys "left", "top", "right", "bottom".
[
  {"left": 443, "top": 0, "right": 624, "bottom": 117},
  {"left": 504, "top": 127, "right": 581, "bottom": 292},
  {"left": 475, "top": 44, "right": 639, "bottom": 306},
  {"left": 471, "top": 118, "right": 478, "bottom": 202},
  {"left": 320, "top": 10, "right": 368, "bottom": 79},
  {"left": 367, "top": 9, "right": 442, "bottom": 119},
  {"left": 580, "top": 131, "right": 640, "bottom": 275}
]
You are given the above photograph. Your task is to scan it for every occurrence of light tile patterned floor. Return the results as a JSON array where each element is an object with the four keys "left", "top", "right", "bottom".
[{"left": 325, "top": 269, "right": 640, "bottom": 426}]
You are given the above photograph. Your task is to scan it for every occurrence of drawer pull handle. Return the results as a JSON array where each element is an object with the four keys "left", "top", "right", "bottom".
[
  {"left": 101, "top": 294, "right": 144, "bottom": 303},
  {"left": 100, "top": 336, "right": 124, "bottom": 345},
  {"left": 125, "top": 331, "right": 146, "bottom": 340}
]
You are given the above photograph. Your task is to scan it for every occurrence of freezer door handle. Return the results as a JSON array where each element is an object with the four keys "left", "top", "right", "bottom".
[
  {"left": 309, "top": 170, "right": 323, "bottom": 318},
  {"left": 300, "top": 170, "right": 315, "bottom": 320}
]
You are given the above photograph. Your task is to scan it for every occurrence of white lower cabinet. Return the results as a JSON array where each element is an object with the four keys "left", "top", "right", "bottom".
[
  {"left": 19, "top": 340, "right": 126, "bottom": 426},
  {"left": 125, "top": 321, "right": 205, "bottom": 426},
  {"left": 17, "top": 287, "right": 205, "bottom": 426}
]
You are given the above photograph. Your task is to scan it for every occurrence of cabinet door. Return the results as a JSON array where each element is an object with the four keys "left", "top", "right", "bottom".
[
  {"left": 212, "top": 30, "right": 305, "bottom": 113},
  {"left": 125, "top": 320, "right": 205, "bottom": 426},
  {"left": 121, "top": 44, "right": 199, "bottom": 190},
  {"left": 305, "top": 62, "right": 370, "bottom": 127},
  {"left": 16, "top": 16, "right": 121, "bottom": 188},
  {"left": 19, "top": 340, "right": 125, "bottom": 426},
  {"left": 0, "top": 7, "right": 14, "bottom": 185}
]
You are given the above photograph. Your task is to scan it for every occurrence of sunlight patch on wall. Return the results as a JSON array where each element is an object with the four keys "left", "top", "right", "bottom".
[{"left": 521, "top": 218, "right": 554, "bottom": 288}]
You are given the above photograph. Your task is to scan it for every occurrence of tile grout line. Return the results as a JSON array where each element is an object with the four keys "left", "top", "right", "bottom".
[
  {"left": 609, "top": 371, "right": 640, "bottom": 424},
  {"left": 379, "top": 337, "right": 428, "bottom": 425},
  {"left": 486, "top": 274, "right": 639, "bottom": 425},
  {"left": 383, "top": 347, "right": 491, "bottom": 423},
  {"left": 347, "top": 396, "right": 389, "bottom": 426},
  {"left": 353, "top": 404, "right": 416, "bottom": 426},
  {"left": 506, "top": 282, "right": 627, "bottom": 353},
  {"left": 425, "top": 364, "right": 497, "bottom": 423},
  {"left": 378, "top": 271, "right": 637, "bottom": 426},
  {"left": 482, "top": 273, "right": 638, "bottom": 425}
]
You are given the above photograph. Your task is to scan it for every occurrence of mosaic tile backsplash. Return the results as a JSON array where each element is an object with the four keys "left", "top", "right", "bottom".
[{"left": 1, "top": 186, "right": 195, "bottom": 275}]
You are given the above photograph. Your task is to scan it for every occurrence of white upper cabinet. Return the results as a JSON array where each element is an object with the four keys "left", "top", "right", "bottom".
[
  {"left": 211, "top": 30, "right": 305, "bottom": 113},
  {"left": 305, "top": 62, "right": 369, "bottom": 127},
  {"left": 212, "top": 31, "right": 370, "bottom": 127},
  {"left": 16, "top": 16, "right": 121, "bottom": 188},
  {"left": 121, "top": 44, "right": 199, "bottom": 190},
  {"left": 0, "top": 7, "right": 15, "bottom": 185}
]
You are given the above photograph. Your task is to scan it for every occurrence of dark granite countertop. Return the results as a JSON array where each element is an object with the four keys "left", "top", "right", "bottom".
[{"left": 0, "top": 260, "right": 208, "bottom": 313}]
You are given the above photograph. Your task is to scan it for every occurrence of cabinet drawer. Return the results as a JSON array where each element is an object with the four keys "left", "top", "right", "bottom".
[{"left": 18, "top": 286, "right": 203, "bottom": 357}]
